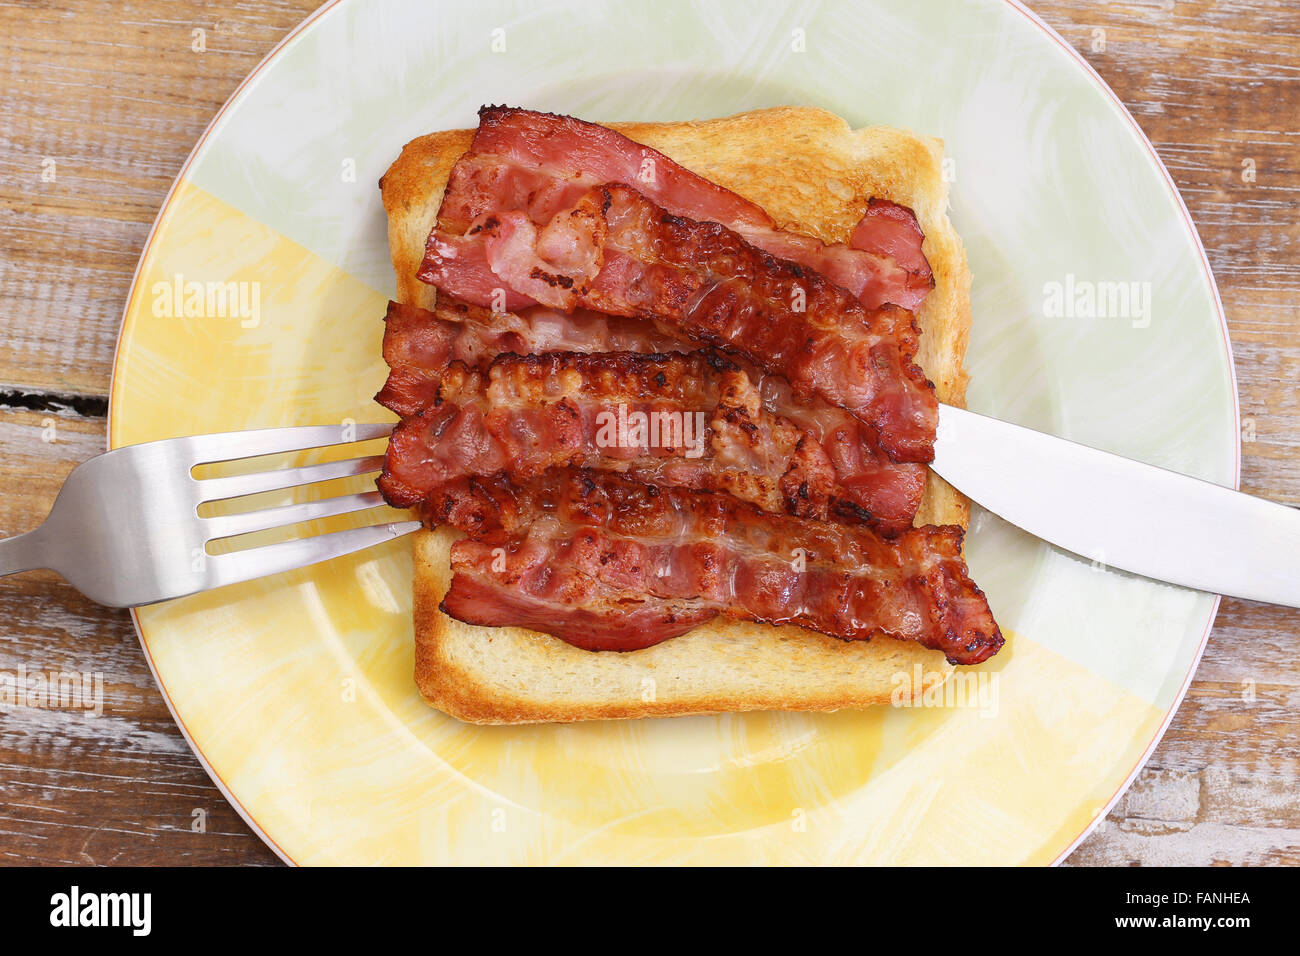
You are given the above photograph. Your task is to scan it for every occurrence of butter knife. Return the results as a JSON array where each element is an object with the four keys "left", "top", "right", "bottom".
[{"left": 931, "top": 405, "right": 1299, "bottom": 608}]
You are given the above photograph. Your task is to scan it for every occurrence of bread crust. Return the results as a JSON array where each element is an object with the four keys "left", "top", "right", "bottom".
[{"left": 382, "top": 107, "right": 973, "bottom": 723}]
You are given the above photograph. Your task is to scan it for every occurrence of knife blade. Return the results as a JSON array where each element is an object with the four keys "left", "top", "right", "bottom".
[{"left": 930, "top": 404, "right": 1299, "bottom": 608}]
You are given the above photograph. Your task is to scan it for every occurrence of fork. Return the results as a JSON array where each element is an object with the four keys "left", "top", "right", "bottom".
[{"left": 0, "top": 424, "right": 418, "bottom": 607}]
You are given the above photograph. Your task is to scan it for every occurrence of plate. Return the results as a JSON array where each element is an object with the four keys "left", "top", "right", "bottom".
[{"left": 109, "top": 0, "right": 1238, "bottom": 864}]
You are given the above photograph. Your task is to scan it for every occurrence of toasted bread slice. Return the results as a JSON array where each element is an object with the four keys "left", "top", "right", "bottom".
[{"left": 380, "top": 107, "right": 973, "bottom": 723}]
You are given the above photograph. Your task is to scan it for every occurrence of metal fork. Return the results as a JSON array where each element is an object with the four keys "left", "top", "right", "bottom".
[{"left": 0, "top": 424, "right": 418, "bottom": 607}]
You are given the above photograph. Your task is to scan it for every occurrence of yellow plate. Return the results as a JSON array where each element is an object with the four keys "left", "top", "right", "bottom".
[{"left": 109, "top": 0, "right": 1237, "bottom": 864}]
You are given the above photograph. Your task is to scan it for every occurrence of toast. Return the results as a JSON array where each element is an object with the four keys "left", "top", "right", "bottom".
[{"left": 380, "top": 107, "right": 973, "bottom": 723}]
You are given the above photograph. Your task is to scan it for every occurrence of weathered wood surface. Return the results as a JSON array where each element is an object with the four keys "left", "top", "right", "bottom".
[{"left": 0, "top": 0, "right": 1295, "bottom": 866}]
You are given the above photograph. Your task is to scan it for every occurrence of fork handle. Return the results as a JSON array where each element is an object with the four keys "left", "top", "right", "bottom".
[{"left": 0, "top": 526, "right": 51, "bottom": 576}]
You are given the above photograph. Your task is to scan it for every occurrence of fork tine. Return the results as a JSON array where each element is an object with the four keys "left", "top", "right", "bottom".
[
  {"left": 179, "top": 423, "right": 394, "bottom": 465},
  {"left": 207, "top": 519, "right": 421, "bottom": 589},
  {"left": 203, "top": 490, "right": 389, "bottom": 540},
  {"left": 198, "top": 455, "right": 385, "bottom": 503}
]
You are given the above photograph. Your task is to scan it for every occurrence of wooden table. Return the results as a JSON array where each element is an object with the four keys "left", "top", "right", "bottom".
[{"left": 0, "top": 0, "right": 1295, "bottom": 866}]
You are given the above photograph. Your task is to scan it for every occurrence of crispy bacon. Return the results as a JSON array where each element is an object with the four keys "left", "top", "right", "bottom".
[
  {"left": 433, "top": 106, "right": 933, "bottom": 311},
  {"left": 437, "top": 470, "right": 1003, "bottom": 665},
  {"left": 422, "top": 182, "right": 938, "bottom": 461},
  {"left": 418, "top": 107, "right": 938, "bottom": 461},
  {"left": 377, "top": 110, "right": 1003, "bottom": 666},
  {"left": 378, "top": 348, "right": 852, "bottom": 521},
  {"left": 848, "top": 199, "right": 936, "bottom": 310},
  {"left": 375, "top": 299, "right": 684, "bottom": 418},
  {"left": 376, "top": 299, "right": 925, "bottom": 531}
]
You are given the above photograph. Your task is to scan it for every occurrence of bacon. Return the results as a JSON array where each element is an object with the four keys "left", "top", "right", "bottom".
[
  {"left": 375, "top": 300, "right": 502, "bottom": 417},
  {"left": 422, "top": 182, "right": 938, "bottom": 462},
  {"left": 375, "top": 299, "right": 684, "bottom": 418},
  {"left": 378, "top": 348, "right": 853, "bottom": 521},
  {"left": 437, "top": 470, "right": 1003, "bottom": 665},
  {"left": 846, "top": 199, "right": 936, "bottom": 310},
  {"left": 433, "top": 106, "right": 933, "bottom": 311},
  {"left": 376, "top": 299, "right": 925, "bottom": 531},
  {"left": 379, "top": 110, "right": 1003, "bottom": 665}
]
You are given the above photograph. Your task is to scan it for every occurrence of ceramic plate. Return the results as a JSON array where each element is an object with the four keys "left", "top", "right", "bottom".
[{"left": 109, "top": 0, "right": 1238, "bottom": 864}]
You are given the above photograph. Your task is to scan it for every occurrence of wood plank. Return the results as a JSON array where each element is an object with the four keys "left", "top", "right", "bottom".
[{"left": 0, "top": 0, "right": 319, "bottom": 395}]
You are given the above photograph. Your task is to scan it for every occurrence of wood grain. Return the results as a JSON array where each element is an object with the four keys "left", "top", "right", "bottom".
[{"left": 0, "top": 0, "right": 1295, "bottom": 866}]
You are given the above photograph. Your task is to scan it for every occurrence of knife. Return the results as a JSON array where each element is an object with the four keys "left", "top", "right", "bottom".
[{"left": 930, "top": 404, "right": 1300, "bottom": 609}]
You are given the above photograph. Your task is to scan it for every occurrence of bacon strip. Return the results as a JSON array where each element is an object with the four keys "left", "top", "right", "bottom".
[
  {"left": 421, "top": 181, "right": 938, "bottom": 462},
  {"left": 376, "top": 299, "right": 925, "bottom": 531},
  {"left": 437, "top": 470, "right": 1003, "bottom": 665},
  {"left": 375, "top": 299, "right": 682, "bottom": 418},
  {"left": 378, "top": 110, "right": 1002, "bottom": 665},
  {"left": 434, "top": 107, "right": 933, "bottom": 311},
  {"left": 378, "top": 348, "right": 852, "bottom": 521}
]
